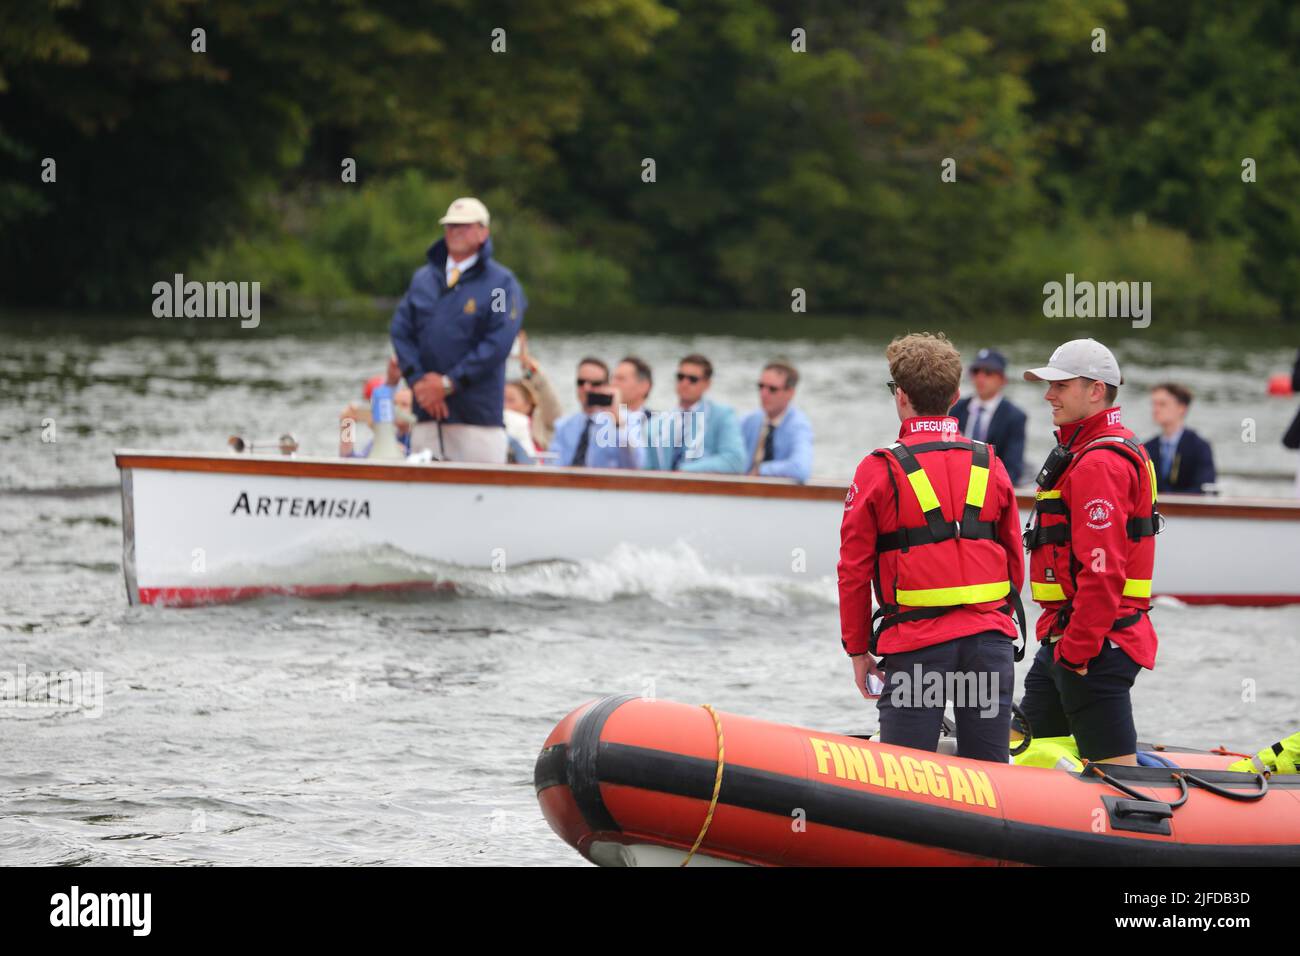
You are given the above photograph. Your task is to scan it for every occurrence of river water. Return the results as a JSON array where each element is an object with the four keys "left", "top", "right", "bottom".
[{"left": 2, "top": 311, "right": 1298, "bottom": 865}]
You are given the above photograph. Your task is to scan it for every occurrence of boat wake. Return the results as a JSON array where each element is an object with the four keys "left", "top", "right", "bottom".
[
  {"left": 451, "top": 541, "right": 839, "bottom": 609},
  {"left": 194, "top": 539, "right": 838, "bottom": 609}
]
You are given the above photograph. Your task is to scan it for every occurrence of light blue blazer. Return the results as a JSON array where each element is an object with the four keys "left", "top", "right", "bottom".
[{"left": 642, "top": 399, "right": 747, "bottom": 474}]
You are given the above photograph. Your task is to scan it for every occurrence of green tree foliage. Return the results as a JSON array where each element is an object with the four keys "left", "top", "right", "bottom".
[
  {"left": 1, "top": 0, "right": 1298, "bottom": 320},
  {"left": 0, "top": 0, "right": 671, "bottom": 305},
  {"left": 193, "top": 170, "right": 632, "bottom": 308}
]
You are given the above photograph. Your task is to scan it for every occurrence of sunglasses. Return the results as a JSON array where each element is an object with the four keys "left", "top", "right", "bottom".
[
  {"left": 576, "top": 378, "right": 607, "bottom": 388},
  {"left": 756, "top": 382, "right": 786, "bottom": 393},
  {"left": 887, "top": 381, "right": 899, "bottom": 396},
  {"left": 676, "top": 373, "right": 704, "bottom": 384}
]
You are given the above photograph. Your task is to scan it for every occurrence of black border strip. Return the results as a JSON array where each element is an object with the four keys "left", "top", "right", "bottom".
[
  {"left": 596, "top": 742, "right": 1300, "bottom": 866},
  {"left": 534, "top": 743, "right": 567, "bottom": 794},
  {"left": 565, "top": 695, "right": 637, "bottom": 834}
]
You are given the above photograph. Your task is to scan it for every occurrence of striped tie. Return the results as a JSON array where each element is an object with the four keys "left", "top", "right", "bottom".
[{"left": 447, "top": 267, "right": 461, "bottom": 288}]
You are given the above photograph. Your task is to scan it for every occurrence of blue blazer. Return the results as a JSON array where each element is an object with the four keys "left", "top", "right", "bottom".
[
  {"left": 951, "top": 396, "right": 1028, "bottom": 485},
  {"left": 1143, "top": 429, "right": 1216, "bottom": 494},
  {"left": 740, "top": 406, "right": 814, "bottom": 482},
  {"left": 391, "top": 236, "right": 527, "bottom": 427},
  {"left": 642, "top": 399, "right": 747, "bottom": 474}
]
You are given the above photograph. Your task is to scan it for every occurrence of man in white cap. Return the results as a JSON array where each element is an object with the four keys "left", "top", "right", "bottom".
[
  {"left": 391, "top": 197, "right": 527, "bottom": 462},
  {"left": 1018, "top": 338, "right": 1161, "bottom": 766}
]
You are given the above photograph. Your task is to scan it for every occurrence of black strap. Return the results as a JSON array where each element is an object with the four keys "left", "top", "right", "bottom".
[
  {"left": 890, "top": 443, "right": 957, "bottom": 543},
  {"left": 1112, "top": 610, "right": 1146, "bottom": 630},
  {"left": 1126, "top": 515, "right": 1161, "bottom": 538},
  {"left": 897, "top": 440, "right": 971, "bottom": 454},
  {"left": 959, "top": 441, "right": 996, "bottom": 537},
  {"left": 1002, "top": 587, "right": 1028, "bottom": 662},
  {"left": 871, "top": 596, "right": 1026, "bottom": 661},
  {"left": 875, "top": 441, "right": 998, "bottom": 552},
  {"left": 1056, "top": 601, "right": 1148, "bottom": 633},
  {"left": 1024, "top": 437, "right": 1161, "bottom": 551},
  {"left": 1022, "top": 523, "right": 1068, "bottom": 549},
  {"left": 869, "top": 604, "right": 954, "bottom": 654}
]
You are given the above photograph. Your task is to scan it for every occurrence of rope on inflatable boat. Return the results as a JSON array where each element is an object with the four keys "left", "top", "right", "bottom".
[{"left": 682, "top": 704, "right": 725, "bottom": 867}]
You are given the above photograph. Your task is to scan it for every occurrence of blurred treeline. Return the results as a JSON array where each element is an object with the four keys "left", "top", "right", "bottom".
[{"left": 1, "top": 0, "right": 1298, "bottom": 320}]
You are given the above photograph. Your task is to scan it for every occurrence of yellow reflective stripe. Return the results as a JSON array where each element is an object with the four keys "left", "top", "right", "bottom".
[
  {"left": 1146, "top": 460, "right": 1158, "bottom": 503},
  {"left": 906, "top": 468, "right": 942, "bottom": 513},
  {"left": 896, "top": 580, "right": 1010, "bottom": 607},
  {"left": 1035, "top": 490, "right": 1062, "bottom": 499},
  {"left": 966, "top": 463, "right": 989, "bottom": 509},
  {"left": 1031, "top": 581, "right": 1066, "bottom": 602},
  {"left": 1032, "top": 579, "right": 1149, "bottom": 601},
  {"left": 1122, "top": 578, "right": 1152, "bottom": 598}
]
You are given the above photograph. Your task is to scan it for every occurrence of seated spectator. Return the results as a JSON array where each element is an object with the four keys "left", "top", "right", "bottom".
[
  {"left": 550, "top": 358, "right": 625, "bottom": 468},
  {"left": 643, "top": 354, "right": 746, "bottom": 474},
  {"left": 741, "top": 360, "right": 813, "bottom": 482},
  {"left": 610, "top": 355, "right": 654, "bottom": 468},
  {"left": 1143, "top": 382, "right": 1216, "bottom": 494},
  {"left": 950, "top": 347, "right": 1027, "bottom": 485},
  {"left": 514, "top": 331, "right": 562, "bottom": 451},
  {"left": 504, "top": 380, "right": 539, "bottom": 464}
]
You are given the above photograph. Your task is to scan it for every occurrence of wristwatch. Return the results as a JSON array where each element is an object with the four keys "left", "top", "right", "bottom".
[{"left": 441, "top": 374, "right": 455, "bottom": 394}]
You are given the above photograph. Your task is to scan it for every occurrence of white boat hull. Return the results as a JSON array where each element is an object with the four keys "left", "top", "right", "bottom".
[{"left": 115, "top": 451, "right": 1300, "bottom": 607}]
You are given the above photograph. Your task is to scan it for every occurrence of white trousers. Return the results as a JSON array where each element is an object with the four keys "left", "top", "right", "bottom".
[{"left": 411, "top": 422, "right": 507, "bottom": 464}]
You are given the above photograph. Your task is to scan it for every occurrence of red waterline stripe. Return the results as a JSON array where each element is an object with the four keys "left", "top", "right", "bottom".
[
  {"left": 136, "top": 585, "right": 1300, "bottom": 609},
  {"left": 137, "top": 580, "right": 452, "bottom": 608},
  {"left": 1160, "top": 593, "right": 1300, "bottom": 607}
]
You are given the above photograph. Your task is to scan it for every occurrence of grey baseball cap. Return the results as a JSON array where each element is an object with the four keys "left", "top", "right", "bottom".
[{"left": 1024, "top": 338, "right": 1123, "bottom": 386}]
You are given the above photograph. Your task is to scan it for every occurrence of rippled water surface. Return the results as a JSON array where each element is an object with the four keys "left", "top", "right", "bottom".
[{"left": 2, "top": 314, "right": 1298, "bottom": 865}]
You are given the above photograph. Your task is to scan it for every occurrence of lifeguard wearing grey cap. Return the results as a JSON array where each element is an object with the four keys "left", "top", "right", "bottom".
[{"left": 1024, "top": 338, "right": 1123, "bottom": 387}]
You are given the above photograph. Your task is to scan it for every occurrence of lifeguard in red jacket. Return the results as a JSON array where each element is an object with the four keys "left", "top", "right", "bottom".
[
  {"left": 838, "top": 333, "right": 1026, "bottom": 763},
  {"left": 1020, "top": 338, "right": 1161, "bottom": 766}
]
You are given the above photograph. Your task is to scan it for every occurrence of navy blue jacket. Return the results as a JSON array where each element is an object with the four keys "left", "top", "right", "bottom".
[
  {"left": 950, "top": 395, "right": 1028, "bottom": 485},
  {"left": 1143, "top": 429, "right": 1217, "bottom": 494},
  {"left": 390, "top": 237, "right": 526, "bottom": 426}
]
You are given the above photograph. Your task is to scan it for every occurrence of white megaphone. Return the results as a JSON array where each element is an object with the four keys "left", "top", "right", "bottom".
[{"left": 366, "top": 384, "right": 413, "bottom": 460}]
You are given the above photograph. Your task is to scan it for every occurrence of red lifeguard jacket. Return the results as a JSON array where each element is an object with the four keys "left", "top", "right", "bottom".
[
  {"left": 870, "top": 436, "right": 1025, "bottom": 656},
  {"left": 1024, "top": 433, "right": 1161, "bottom": 638}
]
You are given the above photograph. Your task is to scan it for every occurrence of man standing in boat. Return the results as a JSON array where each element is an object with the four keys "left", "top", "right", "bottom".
[
  {"left": 390, "top": 197, "right": 527, "bottom": 463},
  {"left": 1020, "top": 339, "right": 1160, "bottom": 766},
  {"left": 838, "top": 333, "right": 1025, "bottom": 763}
]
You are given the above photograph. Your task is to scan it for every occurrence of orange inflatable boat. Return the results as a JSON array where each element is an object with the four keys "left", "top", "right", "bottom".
[{"left": 535, "top": 695, "right": 1300, "bottom": 866}]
